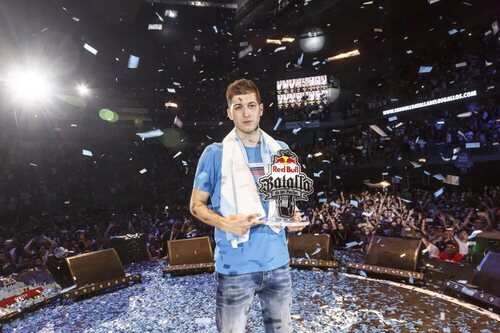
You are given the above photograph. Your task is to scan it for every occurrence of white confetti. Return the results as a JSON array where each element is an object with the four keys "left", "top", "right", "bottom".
[
  {"left": 83, "top": 43, "right": 98, "bottom": 55},
  {"left": 418, "top": 66, "right": 433, "bottom": 73},
  {"left": 136, "top": 129, "right": 164, "bottom": 140},
  {"left": 434, "top": 187, "right": 444, "bottom": 198},
  {"left": 273, "top": 117, "right": 282, "bottom": 131},
  {"left": 274, "top": 46, "right": 286, "bottom": 53},
  {"left": 148, "top": 24, "right": 162, "bottom": 31},
  {"left": 128, "top": 55, "right": 140, "bottom": 69}
]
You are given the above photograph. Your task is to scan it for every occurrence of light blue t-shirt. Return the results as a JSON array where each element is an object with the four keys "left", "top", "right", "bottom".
[{"left": 193, "top": 141, "right": 290, "bottom": 275}]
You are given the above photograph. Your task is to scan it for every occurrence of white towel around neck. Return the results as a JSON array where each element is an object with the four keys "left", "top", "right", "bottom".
[{"left": 220, "top": 128, "right": 283, "bottom": 248}]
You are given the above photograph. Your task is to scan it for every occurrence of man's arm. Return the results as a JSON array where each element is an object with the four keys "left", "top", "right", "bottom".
[{"left": 189, "top": 189, "right": 264, "bottom": 236}]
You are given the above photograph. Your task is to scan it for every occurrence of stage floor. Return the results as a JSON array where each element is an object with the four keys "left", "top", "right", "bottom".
[{"left": 3, "top": 261, "right": 499, "bottom": 333}]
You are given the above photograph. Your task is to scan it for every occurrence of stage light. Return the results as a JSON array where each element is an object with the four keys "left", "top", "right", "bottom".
[
  {"left": 299, "top": 28, "right": 325, "bottom": 54},
  {"left": 6, "top": 68, "right": 53, "bottom": 104},
  {"left": 76, "top": 83, "right": 90, "bottom": 96}
]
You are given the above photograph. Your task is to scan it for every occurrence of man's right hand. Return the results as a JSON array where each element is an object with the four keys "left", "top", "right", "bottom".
[{"left": 220, "top": 213, "right": 264, "bottom": 236}]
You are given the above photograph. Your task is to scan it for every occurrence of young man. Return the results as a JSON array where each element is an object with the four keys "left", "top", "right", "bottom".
[{"left": 190, "top": 79, "right": 304, "bottom": 333}]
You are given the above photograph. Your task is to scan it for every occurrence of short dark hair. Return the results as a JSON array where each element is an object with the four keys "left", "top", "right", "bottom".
[{"left": 226, "top": 79, "right": 261, "bottom": 108}]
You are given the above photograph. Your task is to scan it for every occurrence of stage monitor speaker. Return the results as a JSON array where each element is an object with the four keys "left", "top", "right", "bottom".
[
  {"left": 65, "top": 248, "right": 125, "bottom": 288},
  {"left": 287, "top": 233, "right": 331, "bottom": 261},
  {"left": 46, "top": 255, "right": 73, "bottom": 288},
  {"left": 167, "top": 236, "right": 214, "bottom": 266},
  {"left": 366, "top": 236, "right": 423, "bottom": 272},
  {"left": 110, "top": 234, "right": 148, "bottom": 265},
  {"left": 472, "top": 251, "right": 500, "bottom": 297}
]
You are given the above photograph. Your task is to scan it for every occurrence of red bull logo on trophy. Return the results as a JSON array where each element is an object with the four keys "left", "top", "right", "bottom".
[
  {"left": 258, "top": 149, "right": 313, "bottom": 218},
  {"left": 272, "top": 154, "right": 299, "bottom": 173}
]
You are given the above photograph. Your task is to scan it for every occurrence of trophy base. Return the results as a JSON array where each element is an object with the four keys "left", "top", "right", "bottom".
[{"left": 262, "top": 218, "right": 310, "bottom": 228}]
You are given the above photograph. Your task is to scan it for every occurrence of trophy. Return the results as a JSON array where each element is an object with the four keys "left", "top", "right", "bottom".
[{"left": 257, "top": 149, "right": 314, "bottom": 228}]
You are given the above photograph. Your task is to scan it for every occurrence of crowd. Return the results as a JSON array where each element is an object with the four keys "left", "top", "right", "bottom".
[
  {"left": 343, "top": 27, "right": 499, "bottom": 120},
  {"left": 301, "top": 186, "right": 499, "bottom": 263},
  {"left": 295, "top": 99, "right": 499, "bottom": 169},
  {"left": 1, "top": 96, "right": 498, "bottom": 219},
  {"left": 0, "top": 205, "right": 214, "bottom": 276},
  {"left": 2, "top": 183, "right": 499, "bottom": 276},
  {"left": 1, "top": 26, "right": 499, "bottom": 279}
]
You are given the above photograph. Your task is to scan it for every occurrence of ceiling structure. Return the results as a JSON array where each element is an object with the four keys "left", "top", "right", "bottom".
[{"left": 0, "top": 0, "right": 498, "bottom": 133}]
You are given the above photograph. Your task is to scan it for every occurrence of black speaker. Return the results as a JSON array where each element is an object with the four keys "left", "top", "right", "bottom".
[
  {"left": 65, "top": 249, "right": 125, "bottom": 288},
  {"left": 366, "top": 236, "right": 423, "bottom": 272},
  {"left": 472, "top": 251, "right": 500, "bottom": 297},
  {"left": 167, "top": 236, "right": 214, "bottom": 266},
  {"left": 109, "top": 233, "right": 148, "bottom": 265},
  {"left": 287, "top": 233, "right": 331, "bottom": 261},
  {"left": 46, "top": 255, "right": 73, "bottom": 288}
]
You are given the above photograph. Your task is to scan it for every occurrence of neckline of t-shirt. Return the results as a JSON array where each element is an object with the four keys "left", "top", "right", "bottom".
[{"left": 244, "top": 144, "right": 261, "bottom": 150}]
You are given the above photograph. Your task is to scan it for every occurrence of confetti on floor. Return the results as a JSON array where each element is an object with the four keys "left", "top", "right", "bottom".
[{"left": 3, "top": 261, "right": 498, "bottom": 333}]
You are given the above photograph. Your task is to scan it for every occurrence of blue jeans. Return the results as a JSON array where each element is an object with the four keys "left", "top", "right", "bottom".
[{"left": 215, "top": 263, "right": 292, "bottom": 333}]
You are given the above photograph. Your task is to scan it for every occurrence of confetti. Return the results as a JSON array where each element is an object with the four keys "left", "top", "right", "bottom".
[
  {"left": 457, "top": 111, "right": 472, "bottom": 118},
  {"left": 155, "top": 12, "right": 164, "bottom": 21},
  {"left": 432, "top": 174, "right": 445, "bottom": 181},
  {"left": 369, "top": 125, "right": 387, "bottom": 137},
  {"left": 443, "top": 175, "right": 460, "bottom": 186},
  {"left": 297, "top": 52, "right": 304, "bottom": 66},
  {"left": 434, "top": 187, "right": 444, "bottom": 198},
  {"left": 148, "top": 24, "right": 162, "bottom": 30},
  {"left": 165, "top": 102, "right": 178, "bottom": 108},
  {"left": 173, "top": 151, "right": 182, "bottom": 159},
  {"left": 136, "top": 129, "right": 164, "bottom": 140},
  {"left": 139, "top": 168, "right": 147, "bottom": 174},
  {"left": 82, "top": 149, "right": 93, "bottom": 157},
  {"left": 273, "top": 117, "right": 282, "bottom": 131},
  {"left": 274, "top": 46, "right": 287, "bottom": 53},
  {"left": 128, "top": 55, "right": 140, "bottom": 69},
  {"left": 468, "top": 230, "right": 483, "bottom": 240},
  {"left": 195, "top": 317, "right": 212, "bottom": 325},
  {"left": 418, "top": 66, "right": 433, "bottom": 73},
  {"left": 313, "top": 171, "right": 324, "bottom": 178},
  {"left": 174, "top": 116, "right": 183, "bottom": 128},
  {"left": 83, "top": 43, "right": 98, "bottom": 55}
]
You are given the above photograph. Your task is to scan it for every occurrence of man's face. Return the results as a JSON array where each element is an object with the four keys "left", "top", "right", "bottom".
[
  {"left": 227, "top": 93, "right": 263, "bottom": 135},
  {"left": 445, "top": 244, "right": 457, "bottom": 255}
]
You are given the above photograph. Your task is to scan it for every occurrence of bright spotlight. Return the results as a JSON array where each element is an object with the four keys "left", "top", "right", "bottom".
[
  {"left": 6, "top": 68, "right": 52, "bottom": 104},
  {"left": 76, "top": 83, "right": 90, "bottom": 96}
]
